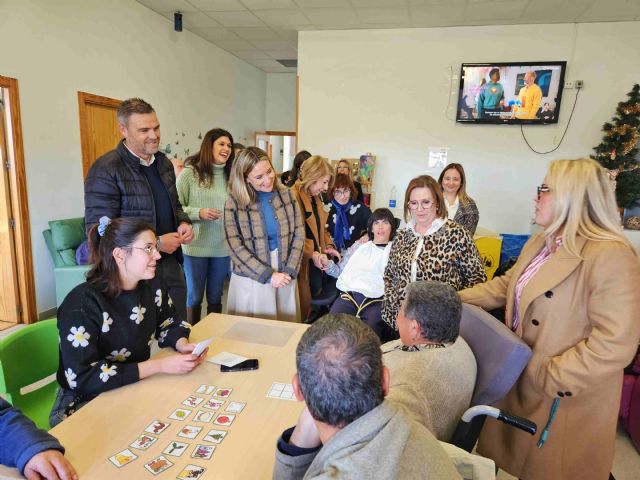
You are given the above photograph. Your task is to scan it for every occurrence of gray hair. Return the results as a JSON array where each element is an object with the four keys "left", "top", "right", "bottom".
[
  {"left": 296, "top": 314, "right": 383, "bottom": 427},
  {"left": 116, "top": 98, "right": 155, "bottom": 126},
  {"left": 403, "top": 281, "right": 461, "bottom": 343}
]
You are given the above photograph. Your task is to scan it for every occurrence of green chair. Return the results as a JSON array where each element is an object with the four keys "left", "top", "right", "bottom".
[
  {"left": 0, "top": 319, "right": 60, "bottom": 429},
  {"left": 43, "top": 217, "right": 91, "bottom": 306}
]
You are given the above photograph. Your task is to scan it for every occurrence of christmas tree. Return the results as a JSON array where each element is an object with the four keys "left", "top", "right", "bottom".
[{"left": 592, "top": 84, "right": 640, "bottom": 208}]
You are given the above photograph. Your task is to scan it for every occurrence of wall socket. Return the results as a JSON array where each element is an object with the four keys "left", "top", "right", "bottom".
[
  {"left": 574, "top": 80, "right": 584, "bottom": 88},
  {"left": 564, "top": 80, "right": 574, "bottom": 89},
  {"left": 564, "top": 80, "right": 584, "bottom": 89}
]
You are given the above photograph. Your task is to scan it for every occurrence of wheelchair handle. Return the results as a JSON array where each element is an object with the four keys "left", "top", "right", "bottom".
[{"left": 461, "top": 405, "right": 536, "bottom": 435}]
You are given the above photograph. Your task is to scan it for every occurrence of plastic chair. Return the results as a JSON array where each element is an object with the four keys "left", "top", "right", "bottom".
[
  {"left": 451, "top": 304, "right": 536, "bottom": 452},
  {"left": 0, "top": 319, "right": 60, "bottom": 430}
]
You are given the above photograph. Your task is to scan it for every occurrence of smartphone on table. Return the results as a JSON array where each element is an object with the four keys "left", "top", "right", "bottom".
[{"left": 220, "top": 359, "right": 259, "bottom": 372}]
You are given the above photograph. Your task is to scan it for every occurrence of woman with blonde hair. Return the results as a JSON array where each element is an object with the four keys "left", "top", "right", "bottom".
[
  {"left": 460, "top": 158, "right": 640, "bottom": 480},
  {"left": 381, "top": 175, "right": 486, "bottom": 330},
  {"left": 224, "top": 147, "right": 305, "bottom": 322},
  {"left": 438, "top": 163, "right": 479, "bottom": 235},
  {"left": 291, "top": 155, "right": 341, "bottom": 319}
]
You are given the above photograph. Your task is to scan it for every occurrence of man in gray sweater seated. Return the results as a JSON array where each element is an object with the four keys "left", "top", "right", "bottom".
[
  {"left": 383, "top": 281, "right": 477, "bottom": 441},
  {"left": 273, "top": 314, "right": 460, "bottom": 480}
]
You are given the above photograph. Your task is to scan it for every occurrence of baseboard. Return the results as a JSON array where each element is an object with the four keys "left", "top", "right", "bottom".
[{"left": 38, "top": 307, "right": 57, "bottom": 320}]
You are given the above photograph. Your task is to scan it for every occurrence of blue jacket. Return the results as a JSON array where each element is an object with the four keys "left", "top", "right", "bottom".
[{"left": 0, "top": 399, "right": 64, "bottom": 474}]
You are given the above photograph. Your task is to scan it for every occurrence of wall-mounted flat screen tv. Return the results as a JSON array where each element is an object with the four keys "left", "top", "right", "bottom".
[{"left": 456, "top": 61, "right": 567, "bottom": 125}]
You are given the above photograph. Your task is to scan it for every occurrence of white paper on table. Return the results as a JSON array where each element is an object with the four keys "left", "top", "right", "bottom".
[
  {"left": 191, "top": 336, "right": 215, "bottom": 357},
  {"left": 206, "top": 351, "right": 248, "bottom": 367}
]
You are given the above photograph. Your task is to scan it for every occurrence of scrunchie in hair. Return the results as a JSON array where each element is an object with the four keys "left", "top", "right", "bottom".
[{"left": 97, "top": 216, "right": 112, "bottom": 237}]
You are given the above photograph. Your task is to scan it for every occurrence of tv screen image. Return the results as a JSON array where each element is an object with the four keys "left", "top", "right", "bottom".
[{"left": 456, "top": 61, "right": 567, "bottom": 125}]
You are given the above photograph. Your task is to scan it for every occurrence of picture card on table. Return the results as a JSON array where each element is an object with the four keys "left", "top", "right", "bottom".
[
  {"left": 266, "top": 382, "right": 296, "bottom": 401},
  {"left": 206, "top": 351, "right": 247, "bottom": 367},
  {"left": 213, "top": 413, "right": 235, "bottom": 427},
  {"left": 169, "top": 408, "right": 192, "bottom": 421},
  {"left": 202, "top": 398, "right": 225, "bottom": 411},
  {"left": 177, "top": 464, "right": 206, "bottom": 479},
  {"left": 182, "top": 395, "right": 205, "bottom": 408},
  {"left": 203, "top": 429, "right": 227, "bottom": 444},
  {"left": 163, "top": 441, "right": 189, "bottom": 457},
  {"left": 191, "top": 444, "right": 215, "bottom": 460},
  {"left": 193, "top": 410, "right": 214, "bottom": 423},
  {"left": 108, "top": 448, "right": 138, "bottom": 468},
  {"left": 225, "top": 401, "right": 246, "bottom": 414},
  {"left": 144, "top": 455, "right": 173, "bottom": 475},
  {"left": 177, "top": 425, "right": 203, "bottom": 439},
  {"left": 130, "top": 434, "right": 158, "bottom": 451},
  {"left": 144, "top": 420, "right": 170, "bottom": 435},
  {"left": 196, "top": 384, "right": 216, "bottom": 395}
]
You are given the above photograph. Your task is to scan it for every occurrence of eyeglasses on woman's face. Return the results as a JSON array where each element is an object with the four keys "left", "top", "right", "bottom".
[
  {"left": 333, "top": 188, "right": 351, "bottom": 198},
  {"left": 130, "top": 244, "right": 160, "bottom": 256},
  {"left": 407, "top": 199, "right": 435, "bottom": 210},
  {"left": 537, "top": 184, "right": 551, "bottom": 200}
]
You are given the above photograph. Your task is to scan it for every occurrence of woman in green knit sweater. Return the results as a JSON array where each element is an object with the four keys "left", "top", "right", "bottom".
[{"left": 177, "top": 128, "right": 234, "bottom": 324}]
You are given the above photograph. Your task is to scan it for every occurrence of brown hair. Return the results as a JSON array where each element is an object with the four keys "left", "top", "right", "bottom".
[
  {"left": 438, "top": 163, "right": 471, "bottom": 205},
  {"left": 403, "top": 175, "right": 446, "bottom": 222},
  {"left": 87, "top": 218, "right": 156, "bottom": 297},
  {"left": 298, "top": 155, "right": 334, "bottom": 195},
  {"left": 329, "top": 174, "right": 358, "bottom": 201},
  {"left": 184, "top": 128, "right": 234, "bottom": 186},
  {"left": 116, "top": 98, "right": 155, "bottom": 126}
]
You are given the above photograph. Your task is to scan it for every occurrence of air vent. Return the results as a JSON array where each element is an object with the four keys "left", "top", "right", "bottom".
[{"left": 277, "top": 59, "right": 297, "bottom": 68}]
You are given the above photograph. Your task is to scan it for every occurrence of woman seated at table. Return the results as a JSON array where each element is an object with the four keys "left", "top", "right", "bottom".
[
  {"left": 324, "top": 208, "right": 396, "bottom": 341},
  {"left": 326, "top": 174, "right": 371, "bottom": 253},
  {"left": 291, "top": 155, "right": 341, "bottom": 320},
  {"left": 381, "top": 175, "right": 486, "bottom": 332},
  {"left": 224, "top": 147, "right": 305, "bottom": 322},
  {"left": 50, "top": 218, "right": 206, "bottom": 427},
  {"left": 438, "top": 163, "right": 480, "bottom": 236}
]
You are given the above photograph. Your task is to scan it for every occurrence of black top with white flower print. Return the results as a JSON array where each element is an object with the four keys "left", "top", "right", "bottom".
[
  {"left": 56, "top": 278, "right": 190, "bottom": 399},
  {"left": 325, "top": 200, "right": 372, "bottom": 252}
]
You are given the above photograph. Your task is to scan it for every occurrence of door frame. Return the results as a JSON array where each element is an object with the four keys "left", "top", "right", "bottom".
[
  {"left": 78, "top": 92, "right": 122, "bottom": 178},
  {"left": 0, "top": 75, "right": 36, "bottom": 323}
]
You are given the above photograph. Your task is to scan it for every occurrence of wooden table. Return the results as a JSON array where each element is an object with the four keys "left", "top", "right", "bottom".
[{"left": 0, "top": 314, "right": 307, "bottom": 479}]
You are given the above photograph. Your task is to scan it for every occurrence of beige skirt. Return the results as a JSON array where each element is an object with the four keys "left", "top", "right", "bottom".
[{"left": 226, "top": 250, "right": 300, "bottom": 323}]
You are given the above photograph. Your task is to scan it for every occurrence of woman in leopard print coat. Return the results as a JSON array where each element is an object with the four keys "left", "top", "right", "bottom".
[{"left": 382, "top": 175, "right": 486, "bottom": 330}]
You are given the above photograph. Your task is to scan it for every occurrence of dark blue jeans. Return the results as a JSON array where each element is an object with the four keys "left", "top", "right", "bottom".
[{"left": 183, "top": 255, "right": 230, "bottom": 308}]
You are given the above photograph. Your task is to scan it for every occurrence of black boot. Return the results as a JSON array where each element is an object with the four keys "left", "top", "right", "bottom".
[
  {"left": 187, "top": 306, "right": 202, "bottom": 326},
  {"left": 207, "top": 303, "right": 223, "bottom": 315}
]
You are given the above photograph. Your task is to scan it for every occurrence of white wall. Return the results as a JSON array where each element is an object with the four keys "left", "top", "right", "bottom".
[
  {"left": 266, "top": 73, "right": 297, "bottom": 132},
  {"left": 298, "top": 22, "right": 640, "bottom": 234},
  {"left": 0, "top": 0, "right": 266, "bottom": 313}
]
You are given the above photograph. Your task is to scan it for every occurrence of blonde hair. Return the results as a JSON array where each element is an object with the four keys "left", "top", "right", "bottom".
[
  {"left": 298, "top": 155, "right": 334, "bottom": 194},
  {"left": 545, "top": 158, "right": 630, "bottom": 256},
  {"left": 228, "top": 147, "right": 278, "bottom": 208}
]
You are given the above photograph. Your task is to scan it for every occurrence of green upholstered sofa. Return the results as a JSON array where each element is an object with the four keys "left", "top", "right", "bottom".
[{"left": 42, "top": 217, "right": 91, "bottom": 306}]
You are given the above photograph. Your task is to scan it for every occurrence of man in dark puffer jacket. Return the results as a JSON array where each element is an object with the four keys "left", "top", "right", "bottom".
[{"left": 84, "top": 98, "right": 193, "bottom": 321}]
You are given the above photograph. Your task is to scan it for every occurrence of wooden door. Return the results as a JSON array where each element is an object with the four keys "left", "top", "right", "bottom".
[
  {"left": 0, "top": 87, "right": 21, "bottom": 326},
  {"left": 78, "top": 92, "right": 122, "bottom": 177}
]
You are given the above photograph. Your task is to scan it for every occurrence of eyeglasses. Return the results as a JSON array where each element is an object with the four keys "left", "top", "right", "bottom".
[
  {"left": 407, "top": 200, "right": 435, "bottom": 210},
  {"left": 537, "top": 184, "right": 551, "bottom": 200},
  {"left": 334, "top": 189, "right": 351, "bottom": 197},
  {"left": 131, "top": 245, "right": 160, "bottom": 256}
]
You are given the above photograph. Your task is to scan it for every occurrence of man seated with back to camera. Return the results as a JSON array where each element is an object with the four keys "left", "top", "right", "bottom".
[
  {"left": 273, "top": 314, "right": 460, "bottom": 480},
  {"left": 382, "top": 280, "right": 477, "bottom": 442}
]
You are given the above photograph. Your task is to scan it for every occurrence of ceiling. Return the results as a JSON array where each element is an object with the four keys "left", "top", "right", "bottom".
[{"left": 136, "top": 0, "right": 640, "bottom": 73}]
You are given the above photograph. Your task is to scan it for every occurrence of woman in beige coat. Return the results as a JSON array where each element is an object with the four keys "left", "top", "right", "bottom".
[{"left": 460, "top": 158, "right": 640, "bottom": 480}]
